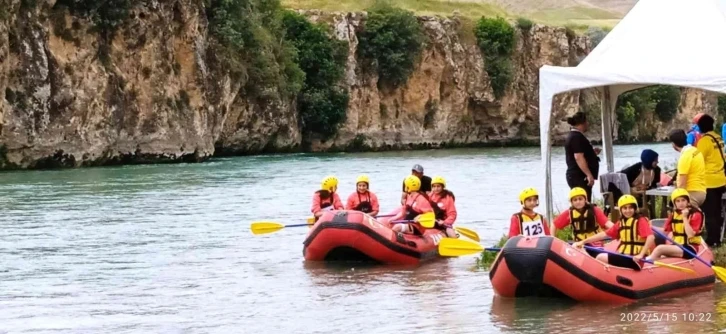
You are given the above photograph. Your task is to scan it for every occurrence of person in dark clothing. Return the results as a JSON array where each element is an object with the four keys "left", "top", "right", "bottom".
[
  {"left": 620, "top": 149, "right": 661, "bottom": 207},
  {"left": 401, "top": 164, "right": 433, "bottom": 205},
  {"left": 564, "top": 111, "right": 601, "bottom": 202}
]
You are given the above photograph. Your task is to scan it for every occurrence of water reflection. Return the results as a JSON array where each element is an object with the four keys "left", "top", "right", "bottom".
[{"left": 490, "top": 285, "right": 725, "bottom": 334}]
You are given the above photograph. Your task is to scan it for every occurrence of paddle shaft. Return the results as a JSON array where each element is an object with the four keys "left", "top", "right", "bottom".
[
  {"left": 281, "top": 223, "right": 310, "bottom": 228},
  {"left": 651, "top": 227, "right": 711, "bottom": 268}
]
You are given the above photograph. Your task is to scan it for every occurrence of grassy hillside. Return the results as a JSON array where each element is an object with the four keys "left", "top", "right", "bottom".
[{"left": 281, "top": 0, "right": 637, "bottom": 29}]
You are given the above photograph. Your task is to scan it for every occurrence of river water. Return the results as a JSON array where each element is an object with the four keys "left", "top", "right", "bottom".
[{"left": 1, "top": 143, "right": 725, "bottom": 333}]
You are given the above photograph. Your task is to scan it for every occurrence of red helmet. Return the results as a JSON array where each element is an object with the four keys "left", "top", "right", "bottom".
[{"left": 693, "top": 113, "right": 706, "bottom": 124}]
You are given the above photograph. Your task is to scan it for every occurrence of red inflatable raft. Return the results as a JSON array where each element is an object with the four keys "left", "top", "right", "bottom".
[
  {"left": 302, "top": 209, "right": 447, "bottom": 265},
  {"left": 489, "top": 235, "right": 715, "bottom": 303}
]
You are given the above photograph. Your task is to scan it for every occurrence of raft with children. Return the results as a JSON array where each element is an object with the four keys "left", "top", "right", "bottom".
[
  {"left": 488, "top": 235, "right": 716, "bottom": 303},
  {"left": 486, "top": 187, "right": 725, "bottom": 303},
  {"left": 302, "top": 208, "right": 449, "bottom": 265}
]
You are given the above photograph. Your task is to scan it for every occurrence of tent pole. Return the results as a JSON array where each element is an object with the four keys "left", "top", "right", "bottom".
[
  {"left": 601, "top": 86, "right": 615, "bottom": 173},
  {"left": 545, "top": 124, "right": 553, "bottom": 224}
]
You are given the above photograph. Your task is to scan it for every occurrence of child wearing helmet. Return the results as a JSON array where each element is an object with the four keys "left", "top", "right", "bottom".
[
  {"left": 346, "top": 175, "right": 380, "bottom": 216},
  {"left": 551, "top": 187, "right": 613, "bottom": 256},
  {"left": 311, "top": 175, "right": 344, "bottom": 221},
  {"left": 574, "top": 194, "right": 655, "bottom": 270},
  {"left": 391, "top": 175, "right": 434, "bottom": 235},
  {"left": 427, "top": 176, "right": 457, "bottom": 238},
  {"left": 646, "top": 188, "right": 704, "bottom": 261},
  {"left": 509, "top": 187, "right": 550, "bottom": 238}
]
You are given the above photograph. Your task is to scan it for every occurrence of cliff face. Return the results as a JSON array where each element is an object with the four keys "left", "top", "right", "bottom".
[
  {"left": 0, "top": 0, "right": 300, "bottom": 169},
  {"left": 0, "top": 2, "right": 717, "bottom": 169},
  {"left": 306, "top": 11, "right": 595, "bottom": 150}
]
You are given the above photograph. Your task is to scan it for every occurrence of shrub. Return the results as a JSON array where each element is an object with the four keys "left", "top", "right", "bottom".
[
  {"left": 516, "top": 17, "right": 533, "bottom": 31},
  {"left": 650, "top": 86, "right": 681, "bottom": 122},
  {"left": 474, "top": 16, "right": 515, "bottom": 98},
  {"left": 615, "top": 85, "right": 681, "bottom": 142},
  {"left": 54, "top": 0, "right": 132, "bottom": 36},
  {"left": 717, "top": 95, "right": 726, "bottom": 122},
  {"left": 477, "top": 226, "right": 574, "bottom": 269},
  {"left": 282, "top": 11, "right": 349, "bottom": 139},
  {"left": 207, "top": 0, "right": 304, "bottom": 98},
  {"left": 358, "top": 3, "right": 425, "bottom": 88},
  {"left": 585, "top": 26, "right": 607, "bottom": 48}
]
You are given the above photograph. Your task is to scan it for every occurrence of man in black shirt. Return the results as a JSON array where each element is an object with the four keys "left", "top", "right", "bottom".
[
  {"left": 564, "top": 112, "right": 601, "bottom": 202},
  {"left": 401, "top": 164, "right": 432, "bottom": 204}
]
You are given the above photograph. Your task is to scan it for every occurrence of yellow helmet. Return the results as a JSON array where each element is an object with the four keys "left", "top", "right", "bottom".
[
  {"left": 321, "top": 175, "right": 338, "bottom": 191},
  {"left": 671, "top": 188, "right": 690, "bottom": 203},
  {"left": 569, "top": 187, "right": 588, "bottom": 201},
  {"left": 356, "top": 174, "right": 370, "bottom": 184},
  {"left": 404, "top": 175, "right": 421, "bottom": 193},
  {"left": 519, "top": 187, "right": 538, "bottom": 203},
  {"left": 432, "top": 176, "right": 446, "bottom": 187},
  {"left": 618, "top": 194, "right": 638, "bottom": 208}
]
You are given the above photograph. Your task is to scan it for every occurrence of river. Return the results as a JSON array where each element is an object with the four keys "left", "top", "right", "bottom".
[{"left": 1, "top": 143, "right": 725, "bottom": 333}]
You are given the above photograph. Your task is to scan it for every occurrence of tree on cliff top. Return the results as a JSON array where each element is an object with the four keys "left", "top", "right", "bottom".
[
  {"left": 282, "top": 11, "right": 349, "bottom": 140},
  {"left": 474, "top": 16, "right": 515, "bottom": 99},
  {"left": 207, "top": 0, "right": 304, "bottom": 98},
  {"left": 357, "top": 3, "right": 425, "bottom": 89}
]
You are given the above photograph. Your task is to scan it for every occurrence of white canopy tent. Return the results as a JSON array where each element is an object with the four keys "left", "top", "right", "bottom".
[{"left": 539, "top": 0, "right": 726, "bottom": 222}]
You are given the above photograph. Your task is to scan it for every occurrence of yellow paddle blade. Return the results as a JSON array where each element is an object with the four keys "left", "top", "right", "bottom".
[
  {"left": 418, "top": 212, "right": 436, "bottom": 228},
  {"left": 250, "top": 222, "right": 285, "bottom": 235},
  {"left": 438, "top": 238, "right": 484, "bottom": 257},
  {"left": 712, "top": 266, "right": 726, "bottom": 282},
  {"left": 651, "top": 260, "right": 697, "bottom": 275},
  {"left": 455, "top": 226, "right": 480, "bottom": 242}
]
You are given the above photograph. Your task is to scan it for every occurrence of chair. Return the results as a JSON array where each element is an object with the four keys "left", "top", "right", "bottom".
[{"left": 599, "top": 172, "right": 631, "bottom": 222}]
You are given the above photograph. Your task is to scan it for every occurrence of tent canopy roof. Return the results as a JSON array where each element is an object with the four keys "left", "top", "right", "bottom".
[{"left": 538, "top": 0, "right": 726, "bottom": 221}]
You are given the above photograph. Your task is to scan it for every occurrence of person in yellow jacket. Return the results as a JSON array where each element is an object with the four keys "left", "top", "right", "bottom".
[
  {"left": 694, "top": 114, "right": 726, "bottom": 247},
  {"left": 646, "top": 189, "right": 705, "bottom": 261},
  {"left": 573, "top": 195, "right": 655, "bottom": 271}
]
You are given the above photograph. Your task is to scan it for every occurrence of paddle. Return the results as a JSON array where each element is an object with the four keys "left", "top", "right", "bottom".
[
  {"left": 455, "top": 226, "right": 480, "bottom": 242},
  {"left": 651, "top": 228, "right": 726, "bottom": 282},
  {"left": 579, "top": 245, "right": 696, "bottom": 274},
  {"left": 250, "top": 222, "right": 310, "bottom": 235},
  {"left": 438, "top": 238, "right": 497, "bottom": 257},
  {"left": 252, "top": 212, "right": 435, "bottom": 235},
  {"left": 392, "top": 214, "right": 479, "bottom": 241},
  {"left": 306, "top": 213, "right": 396, "bottom": 224},
  {"left": 391, "top": 212, "right": 436, "bottom": 228}
]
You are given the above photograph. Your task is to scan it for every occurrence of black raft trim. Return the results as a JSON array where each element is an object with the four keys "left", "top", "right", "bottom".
[
  {"left": 489, "top": 236, "right": 715, "bottom": 300},
  {"left": 302, "top": 218, "right": 439, "bottom": 261}
]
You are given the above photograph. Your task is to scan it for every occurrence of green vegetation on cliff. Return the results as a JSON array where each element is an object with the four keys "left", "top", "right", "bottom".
[
  {"left": 718, "top": 96, "right": 726, "bottom": 122},
  {"left": 357, "top": 3, "right": 425, "bottom": 88},
  {"left": 474, "top": 17, "right": 515, "bottom": 98},
  {"left": 615, "top": 86, "right": 681, "bottom": 142},
  {"left": 207, "top": 0, "right": 304, "bottom": 98},
  {"left": 54, "top": 0, "right": 131, "bottom": 35},
  {"left": 282, "top": 11, "right": 349, "bottom": 139}
]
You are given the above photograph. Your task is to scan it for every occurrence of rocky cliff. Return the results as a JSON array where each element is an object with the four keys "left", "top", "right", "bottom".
[
  {"left": 0, "top": 0, "right": 301, "bottom": 169},
  {"left": 306, "top": 10, "right": 596, "bottom": 151},
  {"left": 0, "top": 1, "right": 716, "bottom": 169}
]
